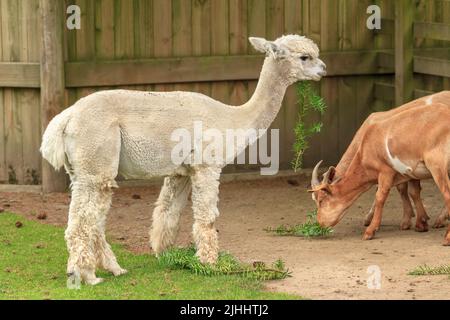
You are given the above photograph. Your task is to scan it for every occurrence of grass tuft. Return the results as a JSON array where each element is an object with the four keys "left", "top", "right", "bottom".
[
  {"left": 159, "top": 246, "right": 291, "bottom": 281},
  {"left": 264, "top": 210, "right": 333, "bottom": 238},
  {"left": 409, "top": 264, "right": 450, "bottom": 276}
]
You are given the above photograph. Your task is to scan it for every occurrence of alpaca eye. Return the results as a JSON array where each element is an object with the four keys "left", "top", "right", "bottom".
[{"left": 300, "top": 55, "right": 309, "bottom": 61}]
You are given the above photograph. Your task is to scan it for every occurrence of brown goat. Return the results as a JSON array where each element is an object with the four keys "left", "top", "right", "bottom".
[{"left": 310, "top": 91, "right": 450, "bottom": 244}]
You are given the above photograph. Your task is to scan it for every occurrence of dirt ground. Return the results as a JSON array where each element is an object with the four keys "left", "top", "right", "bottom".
[{"left": 1, "top": 175, "right": 449, "bottom": 300}]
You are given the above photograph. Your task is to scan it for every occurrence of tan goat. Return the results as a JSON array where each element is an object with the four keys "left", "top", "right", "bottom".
[{"left": 310, "top": 91, "right": 450, "bottom": 244}]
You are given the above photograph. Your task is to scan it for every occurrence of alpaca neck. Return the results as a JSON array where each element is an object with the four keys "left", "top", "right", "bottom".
[{"left": 238, "top": 57, "right": 292, "bottom": 130}]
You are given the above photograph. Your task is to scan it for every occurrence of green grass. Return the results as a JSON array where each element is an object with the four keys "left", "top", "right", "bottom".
[
  {"left": 264, "top": 210, "right": 333, "bottom": 238},
  {"left": 159, "top": 246, "right": 291, "bottom": 280},
  {"left": 409, "top": 264, "right": 450, "bottom": 276},
  {"left": 0, "top": 212, "right": 298, "bottom": 300}
]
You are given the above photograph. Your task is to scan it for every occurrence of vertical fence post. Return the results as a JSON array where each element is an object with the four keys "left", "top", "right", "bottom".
[
  {"left": 395, "top": 0, "right": 414, "bottom": 106},
  {"left": 40, "top": 0, "right": 67, "bottom": 192}
]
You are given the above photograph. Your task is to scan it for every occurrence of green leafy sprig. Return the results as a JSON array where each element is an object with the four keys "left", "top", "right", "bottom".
[
  {"left": 264, "top": 210, "right": 333, "bottom": 237},
  {"left": 292, "top": 82, "right": 327, "bottom": 171}
]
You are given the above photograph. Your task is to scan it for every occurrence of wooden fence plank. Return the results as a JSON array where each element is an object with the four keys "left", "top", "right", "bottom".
[
  {"left": 40, "top": 0, "right": 67, "bottom": 192},
  {"left": 248, "top": 0, "right": 266, "bottom": 54},
  {"left": 133, "top": 0, "right": 153, "bottom": 59},
  {"left": 20, "top": 0, "right": 41, "bottom": 185},
  {"left": 283, "top": 0, "right": 303, "bottom": 168},
  {"left": 192, "top": 0, "right": 212, "bottom": 96},
  {"left": 414, "top": 55, "right": 450, "bottom": 77},
  {"left": 172, "top": 0, "right": 193, "bottom": 93},
  {"left": 0, "top": 89, "right": 5, "bottom": 182},
  {"left": 374, "top": 82, "right": 395, "bottom": 101},
  {"left": 229, "top": 0, "right": 248, "bottom": 106},
  {"left": 153, "top": 0, "right": 172, "bottom": 93},
  {"left": 395, "top": 0, "right": 414, "bottom": 105},
  {"left": 210, "top": 0, "right": 229, "bottom": 103},
  {"left": 19, "top": 89, "right": 41, "bottom": 185},
  {"left": 74, "top": 0, "right": 95, "bottom": 60},
  {"left": 0, "top": 62, "right": 40, "bottom": 87},
  {"left": 414, "top": 22, "right": 450, "bottom": 41},
  {"left": 3, "top": 88, "right": 23, "bottom": 184},
  {"left": 95, "top": 0, "right": 115, "bottom": 60},
  {"left": 115, "top": 0, "right": 134, "bottom": 59}
]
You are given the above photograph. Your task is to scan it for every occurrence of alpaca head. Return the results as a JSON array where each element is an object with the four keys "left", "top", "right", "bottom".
[{"left": 249, "top": 34, "right": 326, "bottom": 82}]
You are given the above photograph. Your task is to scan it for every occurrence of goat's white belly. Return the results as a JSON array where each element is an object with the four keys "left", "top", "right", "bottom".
[{"left": 409, "top": 162, "right": 432, "bottom": 179}]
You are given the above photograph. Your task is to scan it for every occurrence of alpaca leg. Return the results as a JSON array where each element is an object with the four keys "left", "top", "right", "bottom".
[
  {"left": 150, "top": 175, "right": 191, "bottom": 255},
  {"left": 66, "top": 177, "right": 124, "bottom": 285},
  {"left": 191, "top": 166, "right": 221, "bottom": 264},
  {"left": 94, "top": 188, "right": 127, "bottom": 276},
  {"left": 398, "top": 182, "right": 415, "bottom": 230},
  {"left": 66, "top": 180, "right": 103, "bottom": 285},
  {"left": 407, "top": 180, "right": 429, "bottom": 232}
]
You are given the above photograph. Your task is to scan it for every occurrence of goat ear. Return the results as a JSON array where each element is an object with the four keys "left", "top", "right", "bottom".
[
  {"left": 249, "top": 37, "right": 288, "bottom": 59},
  {"left": 323, "top": 166, "right": 337, "bottom": 184}
]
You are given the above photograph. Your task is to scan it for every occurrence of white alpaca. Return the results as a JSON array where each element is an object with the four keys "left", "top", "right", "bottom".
[{"left": 40, "top": 35, "right": 326, "bottom": 285}]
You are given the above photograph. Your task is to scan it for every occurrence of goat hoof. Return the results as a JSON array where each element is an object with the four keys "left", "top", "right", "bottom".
[
  {"left": 415, "top": 225, "right": 428, "bottom": 232},
  {"left": 443, "top": 231, "right": 450, "bottom": 246},
  {"left": 433, "top": 221, "right": 446, "bottom": 229},
  {"left": 400, "top": 220, "right": 412, "bottom": 230},
  {"left": 362, "top": 231, "right": 375, "bottom": 240}
]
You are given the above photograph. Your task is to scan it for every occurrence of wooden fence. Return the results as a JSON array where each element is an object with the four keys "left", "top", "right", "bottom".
[{"left": 0, "top": 0, "right": 449, "bottom": 191}]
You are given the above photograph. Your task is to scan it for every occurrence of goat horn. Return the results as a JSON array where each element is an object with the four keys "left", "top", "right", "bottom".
[{"left": 311, "top": 160, "right": 323, "bottom": 187}]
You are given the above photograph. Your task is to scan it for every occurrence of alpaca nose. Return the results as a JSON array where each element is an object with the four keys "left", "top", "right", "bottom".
[{"left": 318, "top": 61, "right": 327, "bottom": 76}]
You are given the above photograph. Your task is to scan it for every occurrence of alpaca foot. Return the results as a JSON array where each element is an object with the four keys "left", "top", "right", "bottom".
[
  {"left": 150, "top": 231, "right": 174, "bottom": 257},
  {"left": 196, "top": 244, "right": 219, "bottom": 265},
  {"left": 197, "top": 251, "right": 218, "bottom": 265},
  {"left": 400, "top": 219, "right": 412, "bottom": 230},
  {"left": 102, "top": 259, "right": 128, "bottom": 276},
  {"left": 415, "top": 219, "right": 429, "bottom": 232},
  {"left": 85, "top": 277, "right": 104, "bottom": 285},
  {"left": 79, "top": 267, "right": 103, "bottom": 286},
  {"left": 111, "top": 267, "right": 128, "bottom": 277}
]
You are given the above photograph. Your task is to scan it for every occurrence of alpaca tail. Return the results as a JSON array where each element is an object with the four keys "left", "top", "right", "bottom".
[{"left": 40, "top": 109, "right": 72, "bottom": 171}]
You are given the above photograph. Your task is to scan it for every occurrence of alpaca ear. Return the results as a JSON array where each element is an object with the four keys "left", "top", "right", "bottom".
[
  {"left": 249, "top": 37, "right": 268, "bottom": 53},
  {"left": 249, "top": 37, "right": 288, "bottom": 59}
]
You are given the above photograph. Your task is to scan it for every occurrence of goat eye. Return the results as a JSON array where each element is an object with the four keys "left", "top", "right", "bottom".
[{"left": 300, "top": 55, "right": 309, "bottom": 61}]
